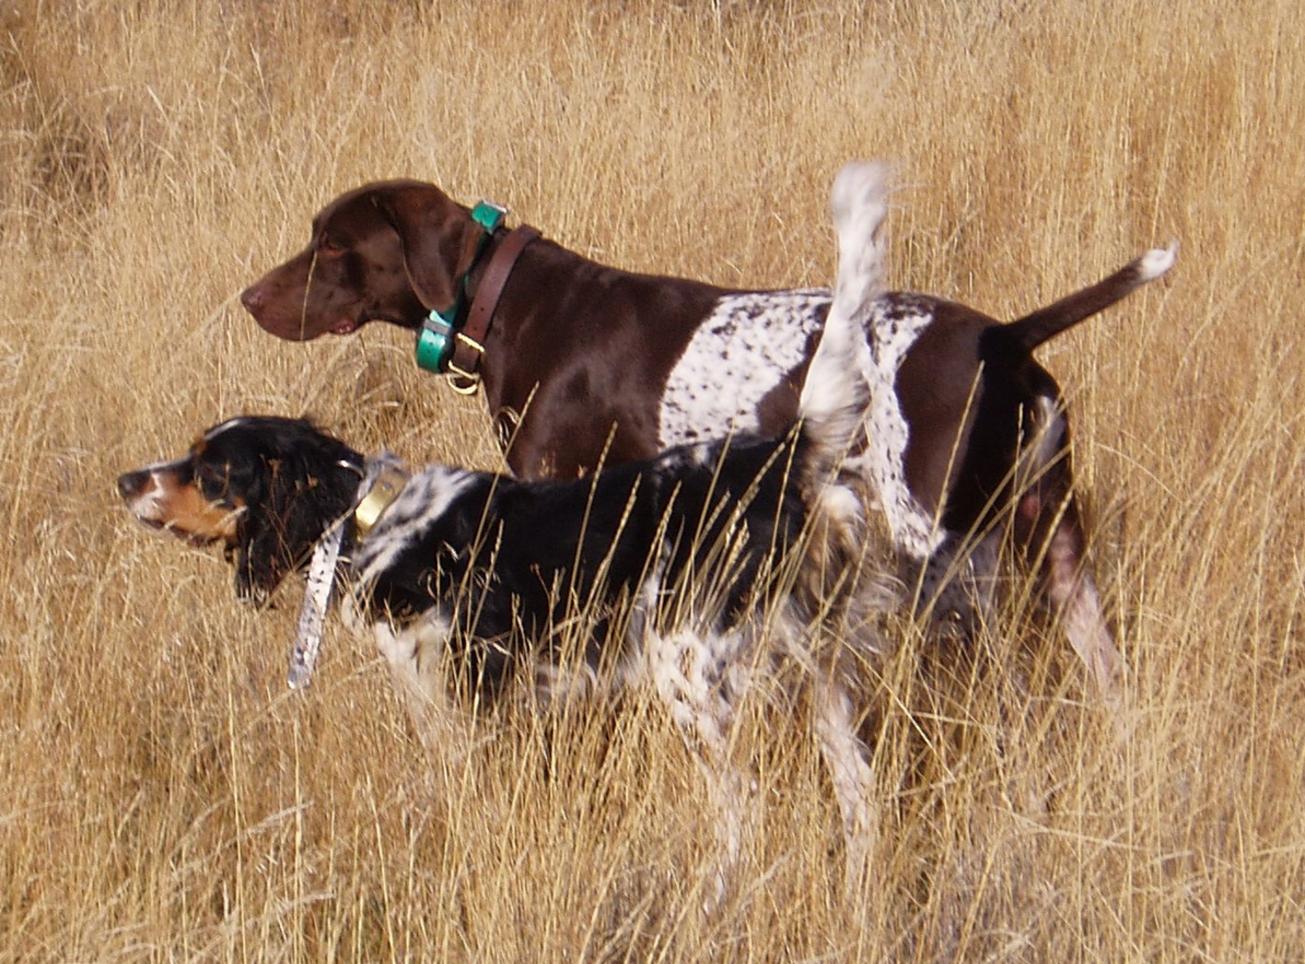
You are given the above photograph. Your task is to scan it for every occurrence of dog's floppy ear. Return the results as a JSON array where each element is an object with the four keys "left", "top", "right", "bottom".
[
  {"left": 230, "top": 454, "right": 328, "bottom": 606},
  {"left": 228, "top": 430, "right": 364, "bottom": 606},
  {"left": 231, "top": 458, "right": 293, "bottom": 606},
  {"left": 370, "top": 184, "right": 482, "bottom": 312}
]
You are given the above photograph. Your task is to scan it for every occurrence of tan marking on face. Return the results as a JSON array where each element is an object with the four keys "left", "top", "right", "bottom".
[
  {"left": 162, "top": 482, "right": 240, "bottom": 542},
  {"left": 131, "top": 465, "right": 241, "bottom": 544}
]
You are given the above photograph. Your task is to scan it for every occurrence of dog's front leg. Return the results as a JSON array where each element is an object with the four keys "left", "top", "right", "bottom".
[
  {"left": 374, "top": 614, "right": 461, "bottom": 752},
  {"left": 648, "top": 627, "right": 754, "bottom": 912}
]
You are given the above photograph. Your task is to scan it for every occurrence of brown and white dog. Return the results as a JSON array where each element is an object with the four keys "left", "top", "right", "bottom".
[
  {"left": 123, "top": 163, "right": 898, "bottom": 897},
  {"left": 240, "top": 171, "right": 1176, "bottom": 703}
]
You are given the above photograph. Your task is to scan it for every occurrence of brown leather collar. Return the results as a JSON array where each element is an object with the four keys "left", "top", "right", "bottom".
[{"left": 449, "top": 224, "right": 540, "bottom": 391}]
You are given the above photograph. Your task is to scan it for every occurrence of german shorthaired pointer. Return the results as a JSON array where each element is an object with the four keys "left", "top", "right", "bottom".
[{"left": 240, "top": 173, "right": 1176, "bottom": 704}]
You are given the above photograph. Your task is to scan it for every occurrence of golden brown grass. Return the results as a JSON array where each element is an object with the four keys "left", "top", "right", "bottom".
[{"left": 2, "top": 0, "right": 1302, "bottom": 959}]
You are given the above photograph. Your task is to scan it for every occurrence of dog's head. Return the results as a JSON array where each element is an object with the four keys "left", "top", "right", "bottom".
[
  {"left": 118, "top": 417, "right": 363, "bottom": 604},
  {"left": 240, "top": 180, "right": 490, "bottom": 341}
]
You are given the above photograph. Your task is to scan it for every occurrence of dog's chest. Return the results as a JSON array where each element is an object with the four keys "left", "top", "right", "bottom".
[{"left": 657, "top": 289, "right": 829, "bottom": 448}]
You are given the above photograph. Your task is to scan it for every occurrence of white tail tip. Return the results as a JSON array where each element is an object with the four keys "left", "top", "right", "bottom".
[
  {"left": 1137, "top": 240, "right": 1179, "bottom": 282},
  {"left": 831, "top": 161, "right": 892, "bottom": 232}
]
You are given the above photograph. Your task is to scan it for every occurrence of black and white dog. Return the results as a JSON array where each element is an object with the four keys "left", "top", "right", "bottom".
[{"left": 118, "top": 162, "right": 897, "bottom": 893}]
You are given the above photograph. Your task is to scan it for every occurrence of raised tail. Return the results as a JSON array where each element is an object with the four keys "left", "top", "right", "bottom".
[
  {"left": 798, "top": 160, "right": 891, "bottom": 469},
  {"left": 1004, "top": 242, "right": 1178, "bottom": 352}
]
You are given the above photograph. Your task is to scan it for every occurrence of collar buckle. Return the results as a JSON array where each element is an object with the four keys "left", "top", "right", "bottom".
[
  {"left": 446, "top": 332, "right": 484, "bottom": 394},
  {"left": 354, "top": 463, "right": 411, "bottom": 539},
  {"left": 416, "top": 311, "right": 456, "bottom": 374}
]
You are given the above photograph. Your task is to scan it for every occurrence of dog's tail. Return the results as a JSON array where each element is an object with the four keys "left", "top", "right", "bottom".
[
  {"left": 1003, "top": 242, "right": 1178, "bottom": 352},
  {"left": 798, "top": 160, "right": 890, "bottom": 472}
]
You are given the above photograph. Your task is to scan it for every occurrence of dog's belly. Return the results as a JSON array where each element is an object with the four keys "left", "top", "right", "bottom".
[{"left": 657, "top": 289, "right": 829, "bottom": 447}]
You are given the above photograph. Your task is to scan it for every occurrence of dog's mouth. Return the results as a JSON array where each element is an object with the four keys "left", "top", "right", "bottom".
[
  {"left": 252, "top": 313, "right": 360, "bottom": 341},
  {"left": 125, "top": 499, "right": 244, "bottom": 549},
  {"left": 132, "top": 515, "right": 223, "bottom": 547},
  {"left": 134, "top": 514, "right": 165, "bottom": 532}
]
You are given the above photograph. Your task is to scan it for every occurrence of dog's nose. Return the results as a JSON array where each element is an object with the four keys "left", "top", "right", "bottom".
[
  {"left": 117, "top": 470, "right": 149, "bottom": 501},
  {"left": 240, "top": 284, "right": 265, "bottom": 315}
]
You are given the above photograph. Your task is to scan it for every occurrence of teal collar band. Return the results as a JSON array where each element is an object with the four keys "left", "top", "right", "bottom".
[{"left": 415, "top": 200, "right": 508, "bottom": 374}]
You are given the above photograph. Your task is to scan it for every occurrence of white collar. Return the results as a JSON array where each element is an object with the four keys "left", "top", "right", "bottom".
[{"left": 286, "top": 454, "right": 409, "bottom": 689}]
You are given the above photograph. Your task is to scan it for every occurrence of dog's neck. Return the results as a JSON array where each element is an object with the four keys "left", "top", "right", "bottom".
[{"left": 287, "top": 451, "right": 409, "bottom": 689}]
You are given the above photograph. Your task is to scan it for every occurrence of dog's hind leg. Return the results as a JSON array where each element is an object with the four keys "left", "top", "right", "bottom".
[
  {"left": 916, "top": 529, "right": 1004, "bottom": 634},
  {"left": 1015, "top": 398, "right": 1122, "bottom": 706},
  {"left": 1043, "top": 510, "right": 1122, "bottom": 707},
  {"left": 811, "top": 664, "right": 879, "bottom": 892}
]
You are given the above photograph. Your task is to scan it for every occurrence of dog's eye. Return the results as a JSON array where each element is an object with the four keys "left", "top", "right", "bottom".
[
  {"left": 318, "top": 237, "right": 346, "bottom": 257},
  {"left": 197, "top": 463, "right": 234, "bottom": 500}
]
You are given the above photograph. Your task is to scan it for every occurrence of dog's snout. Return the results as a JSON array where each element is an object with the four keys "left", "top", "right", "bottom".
[
  {"left": 117, "top": 470, "right": 150, "bottom": 502},
  {"left": 240, "top": 283, "right": 265, "bottom": 315}
]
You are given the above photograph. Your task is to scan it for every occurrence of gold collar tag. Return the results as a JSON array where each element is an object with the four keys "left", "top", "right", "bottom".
[{"left": 353, "top": 464, "right": 410, "bottom": 539}]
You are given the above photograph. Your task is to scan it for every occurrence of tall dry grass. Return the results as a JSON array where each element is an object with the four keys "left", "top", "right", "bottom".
[{"left": 1, "top": 0, "right": 1301, "bottom": 959}]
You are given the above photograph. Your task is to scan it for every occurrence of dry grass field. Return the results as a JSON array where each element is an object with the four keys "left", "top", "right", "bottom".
[{"left": 2, "top": 0, "right": 1302, "bottom": 959}]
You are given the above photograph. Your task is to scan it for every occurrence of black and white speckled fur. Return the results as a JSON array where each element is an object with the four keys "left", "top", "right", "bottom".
[
  {"left": 663, "top": 289, "right": 938, "bottom": 558},
  {"left": 659, "top": 289, "right": 829, "bottom": 446}
]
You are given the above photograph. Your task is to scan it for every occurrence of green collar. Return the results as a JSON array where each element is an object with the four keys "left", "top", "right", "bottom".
[{"left": 415, "top": 200, "right": 507, "bottom": 374}]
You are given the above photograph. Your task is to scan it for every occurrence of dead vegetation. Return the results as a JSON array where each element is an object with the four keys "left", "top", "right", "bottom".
[{"left": 0, "top": 0, "right": 1301, "bottom": 959}]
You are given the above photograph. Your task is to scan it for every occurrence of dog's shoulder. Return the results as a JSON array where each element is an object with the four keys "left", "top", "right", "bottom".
[{"left": 352, "top": 465, "right": 491, "bottom": 585}]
